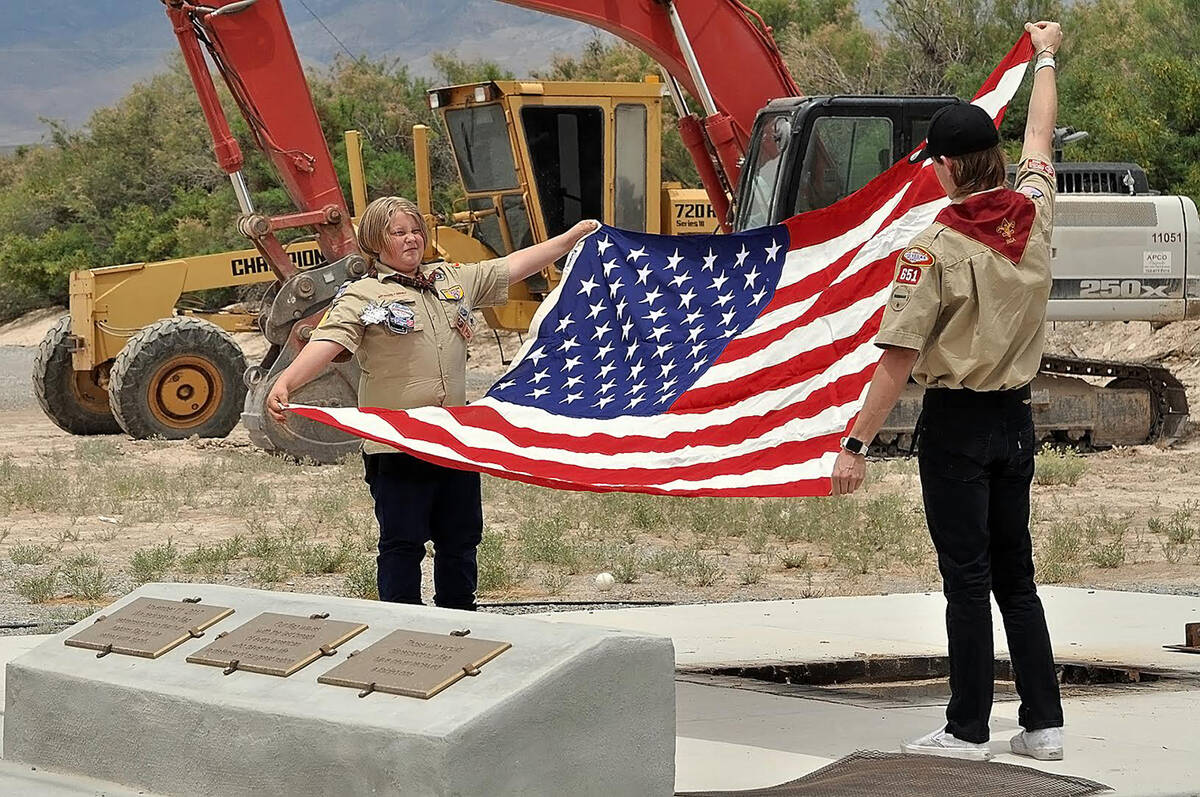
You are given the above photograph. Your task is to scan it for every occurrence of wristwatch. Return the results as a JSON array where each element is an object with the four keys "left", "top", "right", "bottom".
[{"left": 840, "top": 436, "right": 868, "bottom": 456}]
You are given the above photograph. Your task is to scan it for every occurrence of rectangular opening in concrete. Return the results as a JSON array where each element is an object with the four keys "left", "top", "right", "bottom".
[{"left": 678, "top": 656, "right": 1196, "bottom": 708}]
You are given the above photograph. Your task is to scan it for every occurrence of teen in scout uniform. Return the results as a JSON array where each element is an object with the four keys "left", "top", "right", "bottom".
[
  {"left": 831, "top": 22, "right": 1065, "bottom": 762},
  {"left": 267, "top": 196, "right": 597, "bottom": 610}
]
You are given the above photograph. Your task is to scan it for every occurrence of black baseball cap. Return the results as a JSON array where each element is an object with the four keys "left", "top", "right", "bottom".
[{"left": 908, "top": 101, "right": 1000, "bottom": 163}]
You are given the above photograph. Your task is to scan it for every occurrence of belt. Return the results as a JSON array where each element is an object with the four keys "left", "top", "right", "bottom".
[{"left": 922, "top": 384, "right": 1031, "bottom": 407}]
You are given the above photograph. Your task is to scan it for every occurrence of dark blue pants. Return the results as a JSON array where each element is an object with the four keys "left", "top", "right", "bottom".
[
  {"left": 918, "top": 385, "right": 1063, "bottom": 743},
  {"left": 363, "top": 452, "right": 482, "bottom": 610}
]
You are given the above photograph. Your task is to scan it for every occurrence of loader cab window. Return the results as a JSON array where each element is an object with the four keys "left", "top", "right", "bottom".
[
  {"left": 445, "top": 104, "right": 519, "bottom": 191},
  {"left": 521, "top": 106, "right": 604, "bottom": 238},
  {"left": 614, "top": 104, "right": 648, "bottom": 231},
  {"left": 740, "top": 113, "right": 791, "bottom": 230},
  {"left": 793, "top": 116, "right": 893, "bottom": 214}
]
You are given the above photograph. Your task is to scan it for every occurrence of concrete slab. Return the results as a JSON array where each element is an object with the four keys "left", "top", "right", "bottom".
[
  {"left": 536, "top": 587, "right": 1200, "bottom": 673},
  {"left": 4, "top": 584, "right": 675, "bottom": 797},
  {"left": 0, "top": 756, "right": 159, "bottom": 797},
  {"left": 677, "top": 680, "right": 1200, "bottom": 796}
]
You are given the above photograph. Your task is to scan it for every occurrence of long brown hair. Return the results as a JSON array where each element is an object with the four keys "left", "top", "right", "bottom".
[{"left": 944, "top": 144, "right": 1008, "bottom": 198}]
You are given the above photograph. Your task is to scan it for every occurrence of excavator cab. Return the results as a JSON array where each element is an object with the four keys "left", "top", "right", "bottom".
[
  {"left": 733, "top": 95, "right": 956, "bottom": 231},
  {"left": 426, "top": 79, "right": 712, "bottom": 331},
  {"left": 734, "top": 93, "right": 1192, "bottom": 449}
]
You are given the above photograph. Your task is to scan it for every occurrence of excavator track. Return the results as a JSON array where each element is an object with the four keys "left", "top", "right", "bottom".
[
  {"left": 872, "top": 354, "right": 1191, "bottom": 456},
  {"left": 1038, "top": 354, "right": 1190, "bottom": 446}
]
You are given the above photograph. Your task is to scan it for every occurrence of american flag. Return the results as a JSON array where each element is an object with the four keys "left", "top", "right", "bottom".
[{"left": 290, "top": 36, "right": 1034, "bottom": 497}]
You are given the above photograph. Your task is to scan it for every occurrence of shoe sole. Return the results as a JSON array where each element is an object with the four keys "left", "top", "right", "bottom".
[
  {"left": 901, "top": 741, "right": 993, "bottom": 761},
  {"left": 1010, "top": 741, "right": 1063, "bottom": 761}
]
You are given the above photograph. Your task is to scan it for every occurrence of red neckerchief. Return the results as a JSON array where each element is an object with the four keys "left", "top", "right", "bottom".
[
  {"left": 934, "top": 188, "right": 1036, "bottom": 263},
  {"left": 383, "top": 269, "right": 437, "bottom": 293}
]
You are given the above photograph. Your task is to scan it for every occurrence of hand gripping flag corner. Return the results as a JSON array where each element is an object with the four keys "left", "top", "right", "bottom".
[{"left": 290, "top": 35, "right": 1036, "bottom": 497}]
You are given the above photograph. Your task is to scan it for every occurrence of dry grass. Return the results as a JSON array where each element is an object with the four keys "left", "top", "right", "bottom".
[{"left": 4, "top": 429, "right": 1200, "bottom": 611}]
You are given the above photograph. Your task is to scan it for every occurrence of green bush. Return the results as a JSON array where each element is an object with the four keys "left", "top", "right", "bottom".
[{"left": 1034, "top": 446, "right": 1087, "bottom": 487}]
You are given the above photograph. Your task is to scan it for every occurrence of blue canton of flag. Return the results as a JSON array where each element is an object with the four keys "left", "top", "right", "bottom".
[{"left": 488, "top": 225, "right": 788, "bottom": 419}]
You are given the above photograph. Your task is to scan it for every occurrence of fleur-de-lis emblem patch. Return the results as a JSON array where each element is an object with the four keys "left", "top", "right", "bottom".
[{"left": 997, "top": 218, "right": 1017, "bottom": 245}]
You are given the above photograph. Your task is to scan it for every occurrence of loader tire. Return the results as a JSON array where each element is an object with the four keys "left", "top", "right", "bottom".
[
  {"left": 32, "top": 315, "right": 123, "bottom": 435},
  {"left": 109, "top": 317, "right": 247, "bottom": 439}
]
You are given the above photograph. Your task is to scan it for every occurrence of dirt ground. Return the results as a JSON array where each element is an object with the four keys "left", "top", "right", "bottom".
[{"left": 2, "top": 311, "right": 1199, "bottom": 633}]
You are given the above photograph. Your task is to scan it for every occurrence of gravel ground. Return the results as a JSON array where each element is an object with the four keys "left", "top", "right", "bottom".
[{"left": 0, "top": 346, "right": 36, "bottom": 411}]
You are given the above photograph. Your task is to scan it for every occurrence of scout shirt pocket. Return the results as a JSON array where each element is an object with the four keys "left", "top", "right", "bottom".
[{"left": 355, "top": 292, "right": 426, "bottom": 377}]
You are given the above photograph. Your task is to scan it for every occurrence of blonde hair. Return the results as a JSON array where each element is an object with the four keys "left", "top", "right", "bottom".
[
  {"left": 357, "top": 196, "right": 429, "bottom": 268},
  {"left": 945, "top": 145, "right": 1008, "bottom": 198}
]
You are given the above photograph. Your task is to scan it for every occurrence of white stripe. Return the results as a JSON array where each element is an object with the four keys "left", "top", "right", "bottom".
[{"left": 974, "top": 61, "right": 1030, "bottom": 117}]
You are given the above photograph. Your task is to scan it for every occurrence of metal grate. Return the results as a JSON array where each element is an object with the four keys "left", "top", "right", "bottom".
[{"left": 677, "top": 750, "right": 1110, "bottom": 797}]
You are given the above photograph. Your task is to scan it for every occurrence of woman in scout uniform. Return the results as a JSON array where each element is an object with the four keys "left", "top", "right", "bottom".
[
  {"left": 267, "top": 196, "right": 597, "bottom": 610},
  {"left": 830, "top": 22, "right": 1066, "bottom": 762}
]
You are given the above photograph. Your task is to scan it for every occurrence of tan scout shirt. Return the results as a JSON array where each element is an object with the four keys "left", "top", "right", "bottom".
[
  {"left": 310, "top": 257, "right": 509, "bottom": 454},
  {"left": 875, "top": 156, "right": 1057, "bottom": 391}
]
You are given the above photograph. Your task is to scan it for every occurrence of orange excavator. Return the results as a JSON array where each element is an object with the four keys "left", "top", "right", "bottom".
[
  {"left": 159, "top": 0, "right": 1189, "bottom": 461},
  {"left": 155, "top": 0, "right": 806, "bottom": 461}
]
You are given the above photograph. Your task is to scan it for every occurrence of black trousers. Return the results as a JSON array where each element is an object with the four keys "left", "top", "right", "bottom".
[
  {"left": 917, "top": 385, "right": 1063, "bottom": 743},
  {"left": 363, "top": 452, "right": 482, "bottom": 610}
]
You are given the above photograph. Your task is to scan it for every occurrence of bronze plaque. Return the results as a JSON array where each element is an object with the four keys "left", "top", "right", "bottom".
[
  {"left": 186, "top": 612, "right": 367, "bottom": 677},
  {"left": 65, "top": 597, "right": 234, "bottom": 659},
  {"left": 318, "top": 630, "right": 511, "bottom": 699}
]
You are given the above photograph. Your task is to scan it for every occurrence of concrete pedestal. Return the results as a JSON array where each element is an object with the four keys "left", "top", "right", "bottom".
[{"left": 3, "top": 584, "right": 675, "bottom": 797}]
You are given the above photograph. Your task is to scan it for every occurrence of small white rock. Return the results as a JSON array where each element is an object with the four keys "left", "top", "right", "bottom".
[{"left": 594, "top": 572, "right": 615, "bottom": 591}]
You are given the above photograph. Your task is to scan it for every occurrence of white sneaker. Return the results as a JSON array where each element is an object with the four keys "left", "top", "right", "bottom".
[
  {"left": 901, "top": 728, "right": 993, "bottom": 761},
  {"left": 1010, "top": 727, "right": 1064, "bottom": 760}
]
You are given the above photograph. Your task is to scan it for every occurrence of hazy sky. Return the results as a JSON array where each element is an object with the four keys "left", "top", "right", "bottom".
[{"left": 0, "top": 0, "right": 596, "bottom": 145}]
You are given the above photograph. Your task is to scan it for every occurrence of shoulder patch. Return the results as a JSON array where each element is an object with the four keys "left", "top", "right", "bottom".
[
  {"left": 888, "top": 284, "right": 913, "bottom": 312},
  {"left": 898, "top": 246, "right": 935, "bottom": 267},
  {"left": 896, "top": 264, "right": 923, "bottom": 285},
  {"left": 1024, "top": 158, "right": 1055, "bottom": 178},
  {"left": 1018, "top": 186, "right": 1044, "bottom": 199}
]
